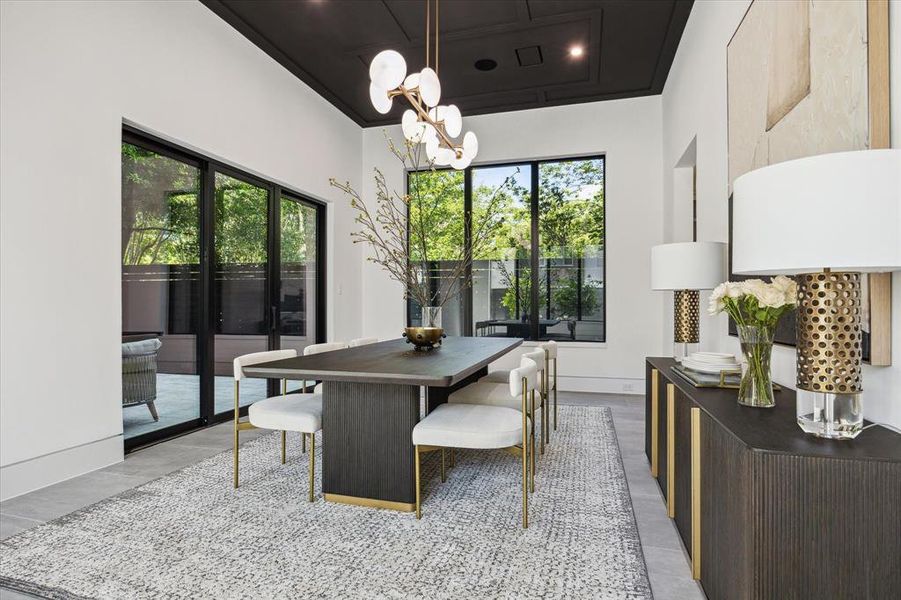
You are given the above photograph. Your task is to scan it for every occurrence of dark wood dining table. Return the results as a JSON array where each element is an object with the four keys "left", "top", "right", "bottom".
[{"left": 242, "top": 336, "right": 522, "bottom": 512}]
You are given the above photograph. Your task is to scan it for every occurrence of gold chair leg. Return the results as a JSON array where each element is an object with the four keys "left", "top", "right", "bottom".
[
  {"left": 553, "top": 360, "right": 558, "bottom": 431},
  {"left": 233, "top": 380, "right": 240, "bottom": 489},
  {"left": 440, "top": 448, "right": 446, "bottom": 482},
  {"left": 540, "top": 390, "right": 545, "bottom": 456},
  {"left": 308, "top": 432, "right": 315, "bottom": 502},
  {"left": 281, "top": 431, "right": 287, "bottom": 464},
  {"left": 521, "top": 390, "right": 529, "bottom": 529},
  {"left": 415, "top": 445, "right": 422, "bottom": 519},
  {"left": 530, "top": 390, "right": 536, "bottom": 493}
]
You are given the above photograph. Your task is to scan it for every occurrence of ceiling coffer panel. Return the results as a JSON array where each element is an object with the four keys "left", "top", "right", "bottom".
[{"left": 200, "top": 0, "right": 693, "bottom": 126}]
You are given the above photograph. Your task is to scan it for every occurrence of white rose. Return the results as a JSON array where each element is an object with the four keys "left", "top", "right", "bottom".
[
  {"left": 708, "top": 294, "right": 725, "bottom": 315},
  {"left": 724, "top": 282, "right": 744, "bottom": 298},
  {"left": 771, "top": 275, "right": 798, "bottom": 306},
  {"left": 756, "top": 285, "right": 786, "bottom": 308},
  {"left": 710, "top": 282, "right": 727, "bottom": 303},
  {"left": 740, "top": 279, "right": 767, "bottom": 300}
]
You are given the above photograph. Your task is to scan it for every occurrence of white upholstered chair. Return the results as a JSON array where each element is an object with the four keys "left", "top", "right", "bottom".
[
  {"left": 348, "top": 337, "right": 379, "bottom": 347},
  {"left": 413, "top": 357, "right": 539, "bottom": 528},
  {"left": 232, "top": 349, "right": 322, "bottom": 501},
  {"left": 477, "top": 349, "right": 549, "bottom": 451},
  {"left": 301, "top": 341, "right": 349, "bottom": 400},
  {"left": 456, "top": 350, "right": 547, "bottom": 457}
]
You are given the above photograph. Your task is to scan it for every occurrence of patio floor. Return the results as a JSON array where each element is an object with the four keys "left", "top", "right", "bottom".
[{"left": 123, "top": 375, "right": 268, "bottom": 439}]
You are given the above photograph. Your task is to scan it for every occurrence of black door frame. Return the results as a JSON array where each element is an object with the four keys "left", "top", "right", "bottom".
[{"left": 122, "top": 126, "right": 326, "bottom": 452}]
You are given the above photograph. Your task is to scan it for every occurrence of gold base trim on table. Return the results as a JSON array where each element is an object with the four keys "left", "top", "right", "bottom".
[{"left": 323, "top": 493, "right": 416, "bottom": 513}]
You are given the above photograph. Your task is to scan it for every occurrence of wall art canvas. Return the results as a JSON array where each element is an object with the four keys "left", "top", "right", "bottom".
[{"left": 726, "top": 0, "right": 891, "bottom": 364}]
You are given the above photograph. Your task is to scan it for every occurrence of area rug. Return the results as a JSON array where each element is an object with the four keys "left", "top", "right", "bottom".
[{"left": 0, "top": 406, "right": 651, "bottom": 599}]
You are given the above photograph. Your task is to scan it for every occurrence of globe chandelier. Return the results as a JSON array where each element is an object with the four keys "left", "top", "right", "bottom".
[{"left": 368, "top": 0, "right": 478, "bottom": 170}]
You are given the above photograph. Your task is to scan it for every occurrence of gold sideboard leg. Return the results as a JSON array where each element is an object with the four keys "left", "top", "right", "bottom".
[
  {"left": 651, "top": 369, "right": 659, "bottom": 477},
  {"left": 666, "top": 383, "right": 675, "bottom": 519},
  {"left": 691, "top": 406, "right": 701, "bottom": 580}
]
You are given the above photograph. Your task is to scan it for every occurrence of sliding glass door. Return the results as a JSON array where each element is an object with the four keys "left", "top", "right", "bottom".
[
  {"left": 213, "top": 172, "right": 270, "bottom": 413},
  {"left": 121, "top": 142, "right": 202, "bottom": 439},
  {"left": 121, "top": 129, "right": 325, "bottom": 450}
]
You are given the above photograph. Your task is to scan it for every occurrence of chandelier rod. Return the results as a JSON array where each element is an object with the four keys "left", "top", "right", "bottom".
[
  {"left": 435, "top": 0, "right": 439, "bottom": 76},
  {"left": 425, "top": 0, "right": 430, "bottom": 70}
]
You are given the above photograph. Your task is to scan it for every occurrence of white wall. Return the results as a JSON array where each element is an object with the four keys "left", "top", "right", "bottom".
[
  {"left": 0, "top": 0, "right": 363, "bottom": 500},
  {"left": 361, "top": 97, "right": 665, "bottom": 393},
  {"left": 661, "top": 0, "right": 901, "bottom": 428}
]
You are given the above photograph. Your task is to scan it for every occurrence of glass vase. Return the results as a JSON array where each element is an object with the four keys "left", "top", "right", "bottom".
[
  {"left": 737, "top": 324, "right": 775, "bottom": 408},
  {"left": 422, "top": 306, "right": 442, "bottom": 329}
]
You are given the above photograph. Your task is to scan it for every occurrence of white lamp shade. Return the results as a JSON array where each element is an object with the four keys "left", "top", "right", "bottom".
[
  {"left": 733, "top": 149, "right": 901, "bottom": 275},
  {"left": 650, "top": 242, "right": 726, "bottom": 290},
  {"left": 369, "top": 50, "right": 406, "bottom": 90}
]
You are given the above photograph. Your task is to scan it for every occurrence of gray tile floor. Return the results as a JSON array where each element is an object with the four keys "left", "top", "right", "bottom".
[{"left": 1, "top": 392, "right": 705, "bottom": 600}]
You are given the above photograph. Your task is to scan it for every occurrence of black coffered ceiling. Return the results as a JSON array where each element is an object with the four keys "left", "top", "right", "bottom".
[{"left": 201, "top": 0, "right": 693, "bottom": 127}]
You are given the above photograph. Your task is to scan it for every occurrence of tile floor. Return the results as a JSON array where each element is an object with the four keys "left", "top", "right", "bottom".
[{"left": 0, "top": 392, "right": 705, "bottom": 600}]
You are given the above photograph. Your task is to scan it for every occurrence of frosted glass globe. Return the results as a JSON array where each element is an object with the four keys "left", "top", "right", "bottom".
[
  {"left": 462, "top": 131, "right": 479, "bottom": 160},
  {"left": 369, "top": 50, "right": 406, "bottom": 90},
  {"left": 425, "top": 134, "right": 439, "bottom": 162},
  {"left": 403, "top": 73, "right": 420, "bottom": 90},
  {"left": 450, "top": 151, "right": 472, "bottom": 170},
  {"left": 418, "top": 68, "right": 441, "bottom": 107},
  {"left": 401, "top": 110, "right": 427, "bottom": 143},
  {"left": 369, "top": 83, "right": 392, "bottom": 114},
  {"left": 443, "top": 105, "right": 462, "bottom": 137}
]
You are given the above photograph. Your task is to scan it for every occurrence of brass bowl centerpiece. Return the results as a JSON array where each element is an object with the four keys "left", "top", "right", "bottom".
[{"left": 403, "top": 327, "right": 446, "bottom": 351}]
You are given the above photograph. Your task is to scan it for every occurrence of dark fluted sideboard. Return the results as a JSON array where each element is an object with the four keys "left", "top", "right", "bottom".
[{"left": 644, "top": 357, "right": 901, "bottom": 600}]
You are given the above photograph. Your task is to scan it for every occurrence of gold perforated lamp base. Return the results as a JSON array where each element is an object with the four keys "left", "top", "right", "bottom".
[{"left": 795, "top": 271, "right": 864, "bottom": 439}]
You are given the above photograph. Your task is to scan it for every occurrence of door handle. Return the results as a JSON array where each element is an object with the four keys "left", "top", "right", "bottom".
[{"left": 270, "top": 306, "right": 278, "bottom": 332}]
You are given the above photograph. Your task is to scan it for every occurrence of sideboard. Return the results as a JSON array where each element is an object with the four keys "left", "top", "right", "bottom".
[{"left": 644, "top": 357, "right": 901, "bottom": 600}]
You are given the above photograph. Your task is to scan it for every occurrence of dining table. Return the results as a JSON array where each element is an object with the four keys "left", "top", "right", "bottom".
[{"left": 242, "top": 336, "right": 522, "bottom": 512}]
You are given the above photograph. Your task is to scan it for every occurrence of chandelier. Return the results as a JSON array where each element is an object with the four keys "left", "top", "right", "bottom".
[{"left": 367, "top": 0, "right": 478, "bottom": 170}]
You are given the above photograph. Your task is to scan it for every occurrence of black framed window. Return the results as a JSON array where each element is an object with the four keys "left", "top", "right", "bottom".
[
  {"left": 406, "top": 155, "right": 605, "bottom": 342},
  {"left": 121, "top": 126, "right": 326, "bottom": 450}
]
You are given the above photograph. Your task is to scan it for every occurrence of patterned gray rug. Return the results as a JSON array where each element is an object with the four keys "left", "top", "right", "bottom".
[{"left": 1, "top": 406, "right": 651, "bottom": 599}]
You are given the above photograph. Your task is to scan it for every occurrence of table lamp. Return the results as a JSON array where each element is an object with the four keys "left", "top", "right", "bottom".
[
  {"left": 651, "top": 241, "right": 727, "bottom": 361},
  {"left": 733, "top": 149, "right": 900, "bottom": 439}
]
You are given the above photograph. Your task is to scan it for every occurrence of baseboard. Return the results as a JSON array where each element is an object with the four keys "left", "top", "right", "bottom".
[
  {"left": 0, "top": 435, "right": 123, "bottom": 502},
  {"left": 558, "top": 376, "right": 644, "bottom": 395}
]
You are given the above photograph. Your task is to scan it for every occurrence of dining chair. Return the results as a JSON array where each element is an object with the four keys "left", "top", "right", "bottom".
[
  {"left": 348, "top": 337, "right": 379, "bottom": 347},
  {"left": 232, "top": 349, "right": 322, "bottom": 501},
  {"left": 476, "top": 349, "right": 549, "bottom": 452},
  {"left": 413, "top": 357, "right": 538, "bottom": 528},
  {"left": 297, "top": 342, "right": 349, "bottom": 451},
  {"left": 541, "top": 341, "right": 559, "bottom": 431}
]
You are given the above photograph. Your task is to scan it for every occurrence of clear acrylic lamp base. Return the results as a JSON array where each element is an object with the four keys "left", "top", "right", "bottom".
[{"left": 796, "top": 389, "right": 864, "bottom": 440}]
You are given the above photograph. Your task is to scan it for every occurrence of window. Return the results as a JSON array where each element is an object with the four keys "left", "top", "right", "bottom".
[
  {"left": 121, "top": 128, "right": 325, "bottom": 449},
  {"left": 406, "top": 156, "right": 605, "bottom": 342}
]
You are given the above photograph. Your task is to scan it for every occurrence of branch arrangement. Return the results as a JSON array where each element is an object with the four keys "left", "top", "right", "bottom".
[{"left": 330, "top": 133, "right": 515, "bottom": 312}]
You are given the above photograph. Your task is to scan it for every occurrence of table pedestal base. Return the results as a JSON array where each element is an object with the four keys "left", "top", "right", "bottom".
[{"left": 322, "top": 381, "right": 420, "bottom": 508}]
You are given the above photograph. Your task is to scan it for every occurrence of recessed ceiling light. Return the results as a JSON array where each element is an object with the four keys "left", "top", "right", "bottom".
[
  {"left": 569, "top": 45, "right": 584, "bottom": 58},
  {"left": 474, "top": 58, "right": 498, "bottom": 71}
]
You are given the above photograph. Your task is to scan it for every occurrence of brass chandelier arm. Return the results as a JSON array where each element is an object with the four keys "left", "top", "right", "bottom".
[{"left": 389, "top": 85, "right": 463, "bottom": 158}]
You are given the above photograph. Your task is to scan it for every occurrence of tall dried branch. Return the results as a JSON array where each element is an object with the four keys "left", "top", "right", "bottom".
[{"left": 330, "top": 132, "right": 515, "bottom": 315}]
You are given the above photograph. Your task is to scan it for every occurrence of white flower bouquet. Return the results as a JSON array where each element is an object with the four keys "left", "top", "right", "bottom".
[
  {"left": 708, "top": 275, "right": 798, "bottom": 327},
  {"left": 708, "top": 276, "right": 798, "bottom": 407}
]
